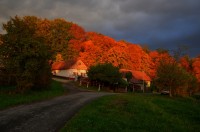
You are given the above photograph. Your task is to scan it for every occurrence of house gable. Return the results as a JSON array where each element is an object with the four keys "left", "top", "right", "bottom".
[{"left": 70, "top": 60, "right": 87, "bottom": 70}]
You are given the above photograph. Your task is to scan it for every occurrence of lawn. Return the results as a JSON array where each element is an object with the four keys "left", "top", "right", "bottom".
[
  {"left": 61, "top": 93, "right": 200, "bottom": 132},
  {"left": 0, "top": 80, "right": 67, "bottom": 110}
]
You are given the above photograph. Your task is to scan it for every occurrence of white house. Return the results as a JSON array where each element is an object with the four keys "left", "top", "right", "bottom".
[{"left": 52, "top": 59, "right": 88, "bottom": 80}]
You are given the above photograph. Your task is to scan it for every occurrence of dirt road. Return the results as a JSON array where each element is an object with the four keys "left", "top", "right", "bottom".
[{"left": 0, "top": 79, "right": 113, "bottom": 132}]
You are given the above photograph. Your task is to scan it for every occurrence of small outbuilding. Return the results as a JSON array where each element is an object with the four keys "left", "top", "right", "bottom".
[{"left": 120, "top": 69, "right": 151, "bottom": 92}]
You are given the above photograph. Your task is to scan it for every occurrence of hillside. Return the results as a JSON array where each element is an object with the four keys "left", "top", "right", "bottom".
[{"left": 1, "top": 16, "right": 200, "bottom": 82}]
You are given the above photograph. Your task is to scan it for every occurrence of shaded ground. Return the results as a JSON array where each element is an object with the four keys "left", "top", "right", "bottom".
[{"left": 0, "top": 78, "right": 113, "bottom": 132}]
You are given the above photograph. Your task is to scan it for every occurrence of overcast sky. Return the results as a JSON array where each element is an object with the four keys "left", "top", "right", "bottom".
[{"left": 0, "top": 0, "right": 200, "bottom": 57}]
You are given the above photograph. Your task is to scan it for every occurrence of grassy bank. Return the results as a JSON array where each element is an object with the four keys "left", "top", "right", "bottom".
[
  {"left": 0, "top": 80, "right": 66, "bottom": 110},
  {"left": 61, "top": 94, "right": 200, "bottom": 132}
]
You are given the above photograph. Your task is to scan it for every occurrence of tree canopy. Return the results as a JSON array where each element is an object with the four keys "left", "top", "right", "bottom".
[
  {"left": 155, "top": 60, "right": 198, "bottom": 96},
  {"left": 87, "top": 63, "right": 122, "bottom": 85},
  {"left": 0, "top": 16, "right": 51, "bottom": 92}
]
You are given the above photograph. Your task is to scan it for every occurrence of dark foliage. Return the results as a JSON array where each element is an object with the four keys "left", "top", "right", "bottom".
[{"left": 0, "top": 16, "right": 51, "bottom": 92}]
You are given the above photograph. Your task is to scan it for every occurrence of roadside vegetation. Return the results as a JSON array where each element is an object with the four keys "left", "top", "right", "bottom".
[
  {"left": 0, "top": 80, "right": 66, "bottom": 110},
  {"left": 61, "top": 94, "right": 200, "bottom": 132}
]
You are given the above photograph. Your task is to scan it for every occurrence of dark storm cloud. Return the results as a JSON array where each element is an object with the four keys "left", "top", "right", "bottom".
[{"left": 0, "top": 0, "right": 200, "bottom": 57}]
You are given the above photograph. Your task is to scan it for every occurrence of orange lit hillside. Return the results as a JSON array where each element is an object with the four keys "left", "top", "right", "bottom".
[{"left": 3, "top": 16, "right": 199, "bottom": 83}]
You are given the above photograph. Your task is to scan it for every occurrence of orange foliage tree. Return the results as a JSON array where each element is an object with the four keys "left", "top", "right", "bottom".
[
  {"left": 102, "top": 41, "right": 130, "bottom": 69},
  {"left": 79, "top": 40, "right": 102, "bottom": 67},
  {"left": 179, "top": 56, "right": 193, "bottom": 73},
  {"left": 192, "top": 56, "right": 200, "bottom": 82},
  {"left": 126, "top": 43, "right": 152, "bottom": 74},
  {"left": 36, "top": 18, "right": 77, "bottom": 61},
  {"left": 149, "top": 51, "right": 173, "bottom": 78},
  {"left": 68, "top": 24, "right": 86, "bottom": 58}
]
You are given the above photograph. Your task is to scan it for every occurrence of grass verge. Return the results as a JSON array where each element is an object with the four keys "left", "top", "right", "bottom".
[
  {"left": 61, "top": 93, "right": 200, "bottom": 132},
  {"left": 0, "top": 80, "right": 66, "bottom": 110}
]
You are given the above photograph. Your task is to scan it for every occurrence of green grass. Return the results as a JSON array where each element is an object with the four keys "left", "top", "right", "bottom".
[
  {"left": 0, "top": 80, "right": 67, "bottom": 110},
  {"left": 61, "top": 94, "right": 200, "bottom": 132}
]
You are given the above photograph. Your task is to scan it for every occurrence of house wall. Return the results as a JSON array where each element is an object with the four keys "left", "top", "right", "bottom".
[
  {"left": 52, "top": 70, "right": 69, "bottom": 78},
  {"left": 77, "top": 69, "right": 87, "bottom": 77},
  {"left": 52, "top": 69, "right": 87, "bottom": 78},
  {"left": 146, "top": 81, "right": 151, "bottom": 87}
]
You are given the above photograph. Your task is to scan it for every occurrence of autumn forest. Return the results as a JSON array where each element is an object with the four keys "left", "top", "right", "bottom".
[{"left": 0, "top": 16, "right": 200, "bottom": 96}]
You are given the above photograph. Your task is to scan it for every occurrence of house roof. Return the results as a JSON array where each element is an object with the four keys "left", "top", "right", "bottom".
[
  {"left": 52, "top": 60, "right": 87, "bottom": 70},
  {"left": 132, "top": 71, "right": 151, "bottom": 81},
  {"left": 52, "top": 61, "right": 68, "bottom": 70},
  {"left": 120, "top": 69, "right": 151, "bottom": 81}
]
